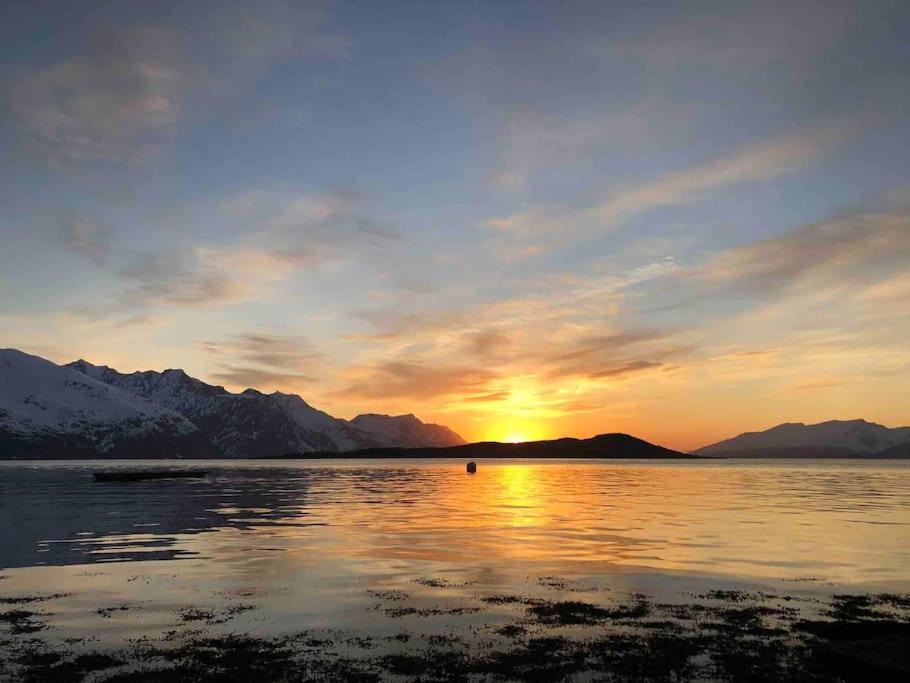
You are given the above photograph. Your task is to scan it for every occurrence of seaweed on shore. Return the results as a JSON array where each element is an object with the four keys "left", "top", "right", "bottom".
[{"left": 2, "top": 587, "right": 910, "bottom": 681}]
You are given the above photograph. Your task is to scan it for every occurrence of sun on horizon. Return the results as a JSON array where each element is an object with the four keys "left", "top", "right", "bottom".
[{"left": 487, "top": 421, "right": 549, "bottom": 444}]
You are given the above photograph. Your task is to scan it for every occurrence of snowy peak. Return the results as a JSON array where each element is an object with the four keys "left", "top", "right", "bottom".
[
  {"left": 351, "top": 413, "right": 466, "bottom": 448},
  {"left": 1, "top": 349, "right": 212, "bottom": 459},
  {"left": 2, "top": 349, "right": 183, "bottom": 429},
  {"left": 55, "top": 350, "right": 466, "bottom": 456},
  {"left": 694, "top": 419, "right": 910, "bottom": 456},
  {"left": 65, "top": 360, "right": 229, "bottom": 416},
  {"left": 68, "top": 359, "right": 122, "bottom": 385}
]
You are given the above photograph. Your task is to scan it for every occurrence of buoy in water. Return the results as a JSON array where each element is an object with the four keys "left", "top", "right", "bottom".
[{"left": 466, "top": 461, "right": 477, "bottom": 474}]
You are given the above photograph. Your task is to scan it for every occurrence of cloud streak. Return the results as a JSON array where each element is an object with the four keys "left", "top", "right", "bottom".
[
  {"left": 202, "top": 332, "right": 323, "bottom": 391},
  {"left": 487, "top": 127, "right": 843, "bottom": 239}
]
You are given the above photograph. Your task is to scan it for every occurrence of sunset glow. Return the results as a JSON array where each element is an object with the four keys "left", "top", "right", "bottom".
[
  {"left": 0, "top": 1, "right": 908, "bottom": 452},
  {"left": 3, "top": 4, "right": 910, "bottom": 681}
]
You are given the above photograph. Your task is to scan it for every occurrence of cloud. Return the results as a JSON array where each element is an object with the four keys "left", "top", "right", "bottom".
[
  {"left": 10, "top": 3, "right": 347, "bottom": 164},
  {"left": 549, "top": 329, "right": 668, "bottom": 364},
  {"left": 116, "top": 250, "right": 248, "bottom": 309},
  {"left": 618, "top": 1, "right": 853, "bottom": 73},
  {"left": 111, "top": 243, "right": 321, "bottom": 311},
  {"left": 487, "top": 127, "right": 842, "bottom": 238},
  {"left": 202, "top": 332, "right": 323, "bottom": 390},
  {"left": 58, "top": 216, "right": 115, "bottom": 264},
  {"left": 11, "top": 27, "right": 187, "bottom": 163},
  {"left": 43, "top": 185, "right": 398, "bottom": 320},
  {"left": 490, "top": 108, "right": 651, "bottom": 192},
  {"left": 687, "top": 207, "right": 910, "bottom": 297},
  {"left": 467, "top": 329, "right": 512, "bottom": 359},
  {"left": 338, "top": 361, "right": 497, "bottom": 401},
  {"left": 590, "top": 360, "right": 663, "bottom": 379},
  {"left": 223, "top": 189, "right": 400, "bottom": 268},
  {"left": 460, "top": 390, "right": 512, "bottom": 404},
  {"left": 203, "top": 333, "right": 322, "bottom": 368},
  {"left": 590, "top": 128, "right": 841, "bottom": 228},
  {"left": 210, "top": 366, "right": 317, "bottom": 389}
]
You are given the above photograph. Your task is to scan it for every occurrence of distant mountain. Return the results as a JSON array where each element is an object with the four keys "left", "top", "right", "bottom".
[
  {"left": 875, "top": 442, "right": 910, "bottom": 459},
  {"left": 0, "top": 348, "right": 466, "bottom": 459},
  {"left": 694, "top": 419, "right": 910, "bottom": 458},
  {"left": 0, "top": 349, "right": 217, "bottom": 459},
  {"left": 67, "top": 359, "right": 375, "bottom": 456},
  {"left": 65, "top": 357, "right": 465, "bottom": 458},
  {"left": 351, "top": 413, "right": 465, "bottom": 448},
  {"left": 271, "top": 433, "right": 695, "bottom": 459}
]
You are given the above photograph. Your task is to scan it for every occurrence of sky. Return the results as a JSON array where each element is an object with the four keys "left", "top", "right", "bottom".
[{"left": 1, "top": 0, "right": 909, "bottom": 451}]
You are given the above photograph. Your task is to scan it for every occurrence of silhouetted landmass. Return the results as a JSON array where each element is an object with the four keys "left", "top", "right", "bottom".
[
  {"left": 268, "top": 433, "right": 698, "bottom": 459},
  {"left": 876, "top": 442, "right": 910, "bottom": 459},
  {"left": 694, "top": 419, "right": 910, "bottom": 458},
  {"left": 1, "top": 348, "right": 465, "bottom": 460}
]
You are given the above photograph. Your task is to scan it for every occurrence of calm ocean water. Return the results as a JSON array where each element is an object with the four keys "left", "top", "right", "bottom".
[{"left": 1, "top": 459, "right": 909, "bottom": 665}]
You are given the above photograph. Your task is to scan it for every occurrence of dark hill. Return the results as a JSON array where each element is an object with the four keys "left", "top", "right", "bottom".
[
  {"left": 875, "top": 442, "right": 910, "bottom": 458},
  {"left": 269, "top": 432, "right": 697, "bottom": 459}
]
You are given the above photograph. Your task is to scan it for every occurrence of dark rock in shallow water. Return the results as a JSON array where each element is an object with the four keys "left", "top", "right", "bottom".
[{"left": 466, "top": 461, "right": 477, "bottom": 473}]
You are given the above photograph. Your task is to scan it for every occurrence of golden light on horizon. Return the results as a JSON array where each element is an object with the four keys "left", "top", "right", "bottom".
[
  {"left": 503, "top": 431, "right": 530, "bottom": 443},
  {"left": 486, "top": 419, "right": 548, "bottom": 443}
]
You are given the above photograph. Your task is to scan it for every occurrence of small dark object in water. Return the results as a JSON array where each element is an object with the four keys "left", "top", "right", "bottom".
[
  {"left": 93, "top": 470, "right": 206, "bottom": 483},
  {"left": 466, "top": 461, "right": 477, "bottom": 473}
]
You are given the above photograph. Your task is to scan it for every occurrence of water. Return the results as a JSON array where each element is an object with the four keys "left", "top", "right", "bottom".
[{"left": 1, "top": 459, "right": 909, "bottom": 678}]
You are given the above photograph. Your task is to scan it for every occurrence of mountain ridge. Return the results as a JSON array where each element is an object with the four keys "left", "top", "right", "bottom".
[
  {"left": 267, "top": 432, "right": 696, "bottom": 460},
  {"left": 1, "top": 349, "right": 219, "bottom": 459},
  {"left": 694, "top": 419, "right": 910, "bottom": 457},
  {"left": 0, "top": 348, "right": 466, "bottom": 458}
]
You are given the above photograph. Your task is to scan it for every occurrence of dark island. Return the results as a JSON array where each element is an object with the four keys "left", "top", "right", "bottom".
[{"left": 266, "top": 433, "right": 701, "bottom": 460}]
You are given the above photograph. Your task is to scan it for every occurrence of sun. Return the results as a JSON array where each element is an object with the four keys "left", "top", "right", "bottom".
[
  {"left": 487, "top": 420, "right": 547, "bottom": 443},
  {"left": 503, "top": 431, "right": 529, "bottom": 443}
]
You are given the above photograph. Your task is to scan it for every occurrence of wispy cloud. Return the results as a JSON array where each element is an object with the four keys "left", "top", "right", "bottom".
[
  {"left": 337, "top": 361, "right": 498, "bottom": 401},
  {"left": 687, "top": 207, "right": 910, "bottom": 297},
  {"left": 591, "top": 128, "right": 842, "bottom": 228},
  {"left": 490, "top": 108, "right": 651, "bottom": 192},
  {"left": 11, "top": 27, "right": 188, "bottom": 163},
  {"left": 202, "top": 332, "right": 323, "bottom": 391},
  {"left": 487, "top": 127, "right": 843, "bottom": 238},
  {"left": 117, "top": 250, "right": 248, "bottom": 308},
  {"left": 57, "top": 215, "right": 115, "bottom": 264},
  {"left": 9, "top": 3, "right": 346, "bottom": 165}
]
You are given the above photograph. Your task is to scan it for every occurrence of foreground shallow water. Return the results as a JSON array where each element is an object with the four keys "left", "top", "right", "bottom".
[{"left": 1, "top": 459, "right": 909, "bottom": 680}]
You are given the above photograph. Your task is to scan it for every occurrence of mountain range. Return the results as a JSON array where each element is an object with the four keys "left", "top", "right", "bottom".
[
  {"left": 3, "top": 348, "right": 909, "bottom": 460},
  {"left": 0, "top": 348, "right": 464, "bottom": 459},
  {"left": 693, "top": 419, "right": 910, "bottom": 458}
]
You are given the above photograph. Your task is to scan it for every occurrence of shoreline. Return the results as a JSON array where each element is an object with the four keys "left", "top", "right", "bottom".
[{"left": 2, "top": 578, "right": 909, "bottom": 681}]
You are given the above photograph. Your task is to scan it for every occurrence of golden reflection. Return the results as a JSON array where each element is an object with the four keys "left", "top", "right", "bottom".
[
  {"left": 31, "top": 462, "right": 907, "bottom": 587},
  {"left": 497, "top": 465, "right": 543, "bottom": 527}
]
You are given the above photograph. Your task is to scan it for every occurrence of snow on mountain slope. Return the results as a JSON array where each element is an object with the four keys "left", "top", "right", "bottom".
[
  {"left": 66, "top": 360, "right": 361, "bottom": 456},
  {"left": 65, "top": 358, "right": 463, "bottom": 456},
  {"left": 351, "top": 413, "right": 466, "bottom": 448},
  {"left": 694, "top": 419, "right": 910, "bottom": 456},
  {"left": 1, "top": 349, "right": 215, "bottom": 458},
  {"left": 68, "top": 360, "right": 229, "bottom": 415}
]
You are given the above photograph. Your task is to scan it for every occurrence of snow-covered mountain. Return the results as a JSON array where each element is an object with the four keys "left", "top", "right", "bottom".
[
  {"left": 694, "top": 419, "right": 910, "bottom": 457},
  {"left": 0, "top": 349, "right": 217, "bottom": 459},
  {"left": 61, "top": 354, "right": 464, "bottom": 457},
  {"left": 352, "top": 413, "right": 465, "bottom": 448}
]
